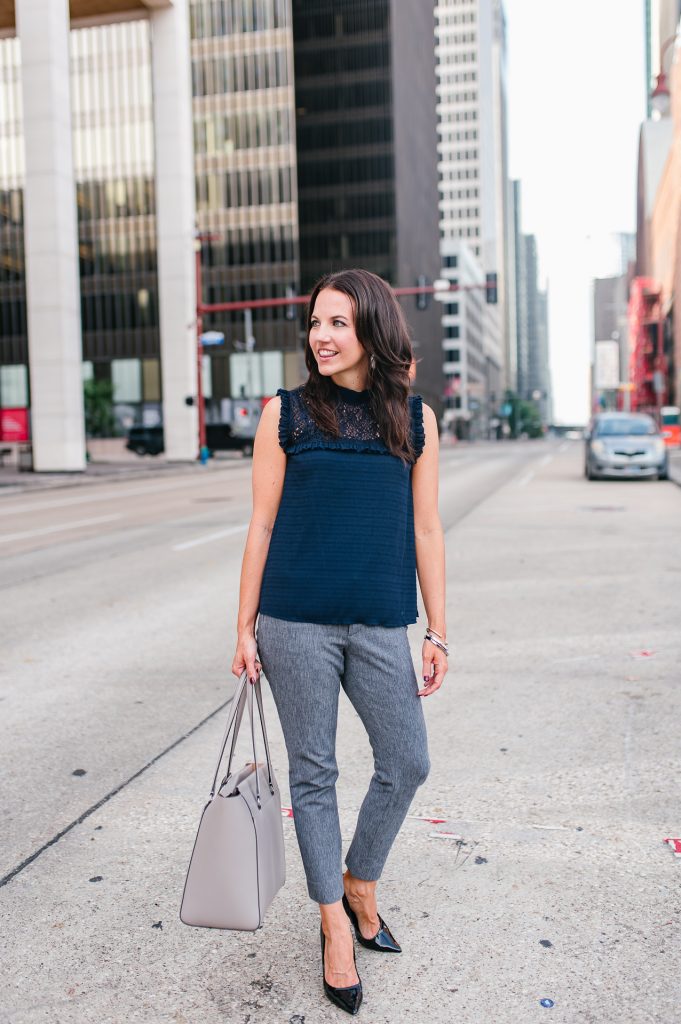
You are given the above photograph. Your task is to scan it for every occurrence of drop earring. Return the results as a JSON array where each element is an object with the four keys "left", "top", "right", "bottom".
[{"left": 370, "top": 354, "right": 376, "bottom": 371}]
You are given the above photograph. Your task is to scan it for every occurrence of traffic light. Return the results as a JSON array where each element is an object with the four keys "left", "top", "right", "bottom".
[
  {"left": 485, "top": 272, "right": 498, "bottom": 304},
  {"left": 415, "top": 275, "right": 429, "bottom": 311}
]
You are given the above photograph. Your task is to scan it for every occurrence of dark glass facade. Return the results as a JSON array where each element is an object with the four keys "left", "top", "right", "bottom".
[
  {"left": 290, "top": 0, "right": 443, "bottom": 416},
  {"left": 71, "top": 21, "right": 160, "bottom": 374},
  {"left": 291, "top": 0, "right": 396, "bottom": 291},
  {"left": 0, "top": 21, "right": 161, "bottom": 419},
  {"left": 0, "top": 38, "right": 27, "bottom": 383},
  {"left": 190, "top": 0, "right": 301, "bottom": 396}
]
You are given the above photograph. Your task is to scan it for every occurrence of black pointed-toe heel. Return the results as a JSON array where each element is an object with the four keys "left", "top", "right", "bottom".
[
  {"left": 342, "top": 894, "right": 402, "bottom": 953},
  {"left": 320, "top": 923, "right": 363, "bottom": 1015}
]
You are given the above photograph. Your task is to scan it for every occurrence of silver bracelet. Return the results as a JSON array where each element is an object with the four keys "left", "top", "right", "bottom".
[{"left": 424, "top": 632, "right": 449, "bottom": 656}]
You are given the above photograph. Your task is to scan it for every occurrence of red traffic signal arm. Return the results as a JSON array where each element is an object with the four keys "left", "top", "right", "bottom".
[{"left": 197, "top": 280, "right": 495, "bottom": 315}]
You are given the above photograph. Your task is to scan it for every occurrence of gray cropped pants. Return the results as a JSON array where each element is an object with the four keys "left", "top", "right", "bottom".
[{"left": 255, "top": 612, "right": 430, "bottom": 905}]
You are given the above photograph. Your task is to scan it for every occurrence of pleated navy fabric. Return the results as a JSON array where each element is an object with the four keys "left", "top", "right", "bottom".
[{"left": 258, "top": 378, "right": 425, "bottom": 627}]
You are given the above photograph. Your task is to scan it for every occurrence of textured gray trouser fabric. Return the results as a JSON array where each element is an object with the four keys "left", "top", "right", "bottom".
[{"left": 255, "top": 613, "right": 430, "bottom": 904}]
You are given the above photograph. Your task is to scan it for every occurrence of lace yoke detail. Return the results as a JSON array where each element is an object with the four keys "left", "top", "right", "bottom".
[{"left": 276, "top": 385, "right": 424, "bottom": 458}]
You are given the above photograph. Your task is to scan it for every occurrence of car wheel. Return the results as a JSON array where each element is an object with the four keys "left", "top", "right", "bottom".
[
  {"left": 242, "top": 442, "right": 254, "bottom": 457},
  {"left": 133, "top": 444, "right": 148, "bottom": 456},
  {"left": 586, "top": 459, "right": 596, "bottom": 480},
  {"left": 658, "top": 462, "right": 669, "bottom": 480}
]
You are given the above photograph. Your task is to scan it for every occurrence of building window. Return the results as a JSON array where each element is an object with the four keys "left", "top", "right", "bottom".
[
  {"left": 0, "top": 364, "right": 28, "bottom": 407},
  {"left": 111, "top": 359, "right": 142, "bottom": 403}
]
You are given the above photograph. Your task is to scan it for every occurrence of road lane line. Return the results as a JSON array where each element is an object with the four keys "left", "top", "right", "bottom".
[
  {"left": 172, "top": 522, "right": 249, "bottom": 551},
  {"left": 0, "top": 513, "right": 123, "bottom": 544},
  {"left": 515, "top": 451, "right": 554, "bottom": 488},
  {"left": 0, "top": 685, "right": 241, "bottom": 889}
]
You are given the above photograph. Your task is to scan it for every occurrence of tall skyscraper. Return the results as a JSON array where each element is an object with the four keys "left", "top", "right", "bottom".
[
  {"left": 291, "top": 0, "right": 443, "bottom": 412},
  {"left": 190, "top": 0, "right": 303, "bottom": 405},
  {"left": 434, "top": 0, "right": 511, "bottom": 437}
]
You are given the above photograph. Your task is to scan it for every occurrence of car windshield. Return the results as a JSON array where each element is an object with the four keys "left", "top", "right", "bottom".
[{"left": 594, "top": 416, "right": 657, "bottom": 437}]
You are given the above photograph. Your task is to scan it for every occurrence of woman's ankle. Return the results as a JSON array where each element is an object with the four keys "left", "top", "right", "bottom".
[
  {"left": 343, "top": 869, "right": 376, "bottom": 899},
  {"left": 319, "top": 899, "right": 353, "bottom": 937}
]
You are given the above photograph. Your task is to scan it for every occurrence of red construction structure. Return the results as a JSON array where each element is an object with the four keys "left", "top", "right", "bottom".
[{"left": 627, "top": 276, "right": 667, "bottom": 417}]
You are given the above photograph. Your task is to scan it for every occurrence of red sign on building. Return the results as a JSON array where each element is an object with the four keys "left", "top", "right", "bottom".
[{"left": 0, "top": 408, "right": 29, "bottom": 442}]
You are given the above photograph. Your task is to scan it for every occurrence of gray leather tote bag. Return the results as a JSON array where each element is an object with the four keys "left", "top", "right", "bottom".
[{"left": 179, "top": 670, "right": 286, "bottom": 931}]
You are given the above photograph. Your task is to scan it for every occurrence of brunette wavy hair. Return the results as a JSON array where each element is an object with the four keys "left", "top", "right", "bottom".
[{"left": 302, "top": 268, "right": 418, "bottom": 465}]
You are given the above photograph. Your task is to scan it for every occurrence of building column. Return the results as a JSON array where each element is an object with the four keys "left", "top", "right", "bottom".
[
  {"left": 16, "top": 0, "right": 86, "bottom": 472},
  {"left": 149, "top": 0, "right": 198, "bottom": 461}
]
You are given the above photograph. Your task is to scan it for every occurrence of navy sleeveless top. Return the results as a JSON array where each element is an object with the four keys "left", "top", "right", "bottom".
[{"left": 258, "top": 379, "right": 425, "bottom": 627}]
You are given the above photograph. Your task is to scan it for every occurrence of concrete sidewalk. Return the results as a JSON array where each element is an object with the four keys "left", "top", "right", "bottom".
[
  {"left": 0, "top": 453, "right": 249, "bottom": 495},
  {"left": 1, "top": 445, "right": 679, "bottom": 1023}
]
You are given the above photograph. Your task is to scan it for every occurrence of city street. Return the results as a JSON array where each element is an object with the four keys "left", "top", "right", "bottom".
[{"left": 1, "top": 440, "right": 679, "bottom": 1023}]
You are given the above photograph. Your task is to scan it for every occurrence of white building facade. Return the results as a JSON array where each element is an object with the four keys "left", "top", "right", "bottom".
[{"left": 434, "top": 0, "right": 512, "bottom": 438}]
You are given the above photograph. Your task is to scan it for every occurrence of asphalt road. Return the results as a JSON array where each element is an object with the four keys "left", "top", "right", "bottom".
[{"left": 1, "top": 440, "right": 679, "bottom": 1024}]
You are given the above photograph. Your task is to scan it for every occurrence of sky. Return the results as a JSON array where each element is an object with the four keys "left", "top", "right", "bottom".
[{"left": 504, "top": 0, "right": 647, "bottom": 424}]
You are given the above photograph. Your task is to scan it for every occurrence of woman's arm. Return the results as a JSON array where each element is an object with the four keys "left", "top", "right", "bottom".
[
  {"left": 411, "top": 402, "right": 448, "bottom": 697},
  {"left": 231, "top": 396, "right": 287, "bottom": 682}
]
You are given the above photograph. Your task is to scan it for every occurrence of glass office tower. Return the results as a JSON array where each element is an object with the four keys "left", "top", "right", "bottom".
[
  {"left": 0, "top": 21, "right": 160, "bottom": 431},
  {"left": 190, "top": 0, "right": 302, "bottom": 406},
  {"left": 291, "top": 0, "right": 443, "bottom": 412},
  {"left": 72, "top": 20, "right": 161, "bottom": 429},
  {"left": 0, "top": 1, "right": 301, "bottom": 430},
  {"left": 0, "top": 37, "right": 28, "bottom": 411},
  {"left": 291, "top": 0, "right": 395, "bottom": 291}
]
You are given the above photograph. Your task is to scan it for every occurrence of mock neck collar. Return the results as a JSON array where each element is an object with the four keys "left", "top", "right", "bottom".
[{"left": 330, "top": 378, "right": 371, "bottom": 405}]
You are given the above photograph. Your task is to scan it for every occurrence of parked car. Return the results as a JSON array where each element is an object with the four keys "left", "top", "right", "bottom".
[
  {"left": 126, "top": 423, "right": 255, "bottom": 458},
  {"left": 584, "top": 412, "right": 669, "bottom": 480}
]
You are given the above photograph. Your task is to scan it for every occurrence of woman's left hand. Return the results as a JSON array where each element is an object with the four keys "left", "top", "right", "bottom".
[{"left": 418, "top": 640, "right": 448, "bottom": 697}]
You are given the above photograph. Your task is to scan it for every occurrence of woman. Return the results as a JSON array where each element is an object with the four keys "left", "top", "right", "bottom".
[{"left": 231, "top": 268, "right": 448, "bottom": 1015}]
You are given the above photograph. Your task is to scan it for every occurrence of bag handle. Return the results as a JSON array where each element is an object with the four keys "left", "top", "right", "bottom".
[
  {"left": 209, "top": 670, "right": 275, "bottom": 805},
  {"left": 253, "top": 676, "right": 275, "bottom": 794},
  {"left": 235, "top": 677, "right": 275, "bottom": 808},
  {"left": 209, "top": 670, "right": 249, "bottom": 798}
]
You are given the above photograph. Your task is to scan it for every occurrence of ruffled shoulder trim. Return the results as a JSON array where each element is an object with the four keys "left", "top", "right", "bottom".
[
  {"left": 286, "top": 437, "right": 391, "bottom": 457},
  {"left": 275, "top": 387, "right": 290, "bottom": 451},
  {"left": 409, "top": 394, "right": 425, "bottom": 460}
]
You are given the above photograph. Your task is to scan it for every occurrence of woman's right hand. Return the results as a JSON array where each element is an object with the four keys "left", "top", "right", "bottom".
[{"left": 231, "top": 631, "right": 262, "bottom": 684}]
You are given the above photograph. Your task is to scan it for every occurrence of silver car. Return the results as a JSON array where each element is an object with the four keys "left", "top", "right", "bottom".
[{"left": 585, "top": 412, "right": 669, "bottom": 480}]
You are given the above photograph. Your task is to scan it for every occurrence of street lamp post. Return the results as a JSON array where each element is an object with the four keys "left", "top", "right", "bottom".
[
  {"left": 243, "top": 307, "right": 256, "bottom": 413},
  {"left": 650, "top": 35, "right": 677, "bottom": 118},
  {"left": 194, "top": 230, "right": 219, "bottom": 464},
  {"left": 194, "top": 236, "right": 208, "bottom": 464}
]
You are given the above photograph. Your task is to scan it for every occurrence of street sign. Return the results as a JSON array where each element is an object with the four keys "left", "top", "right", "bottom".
[{"left": 200, "top": 331, "right": 225, "bottom": 346}]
